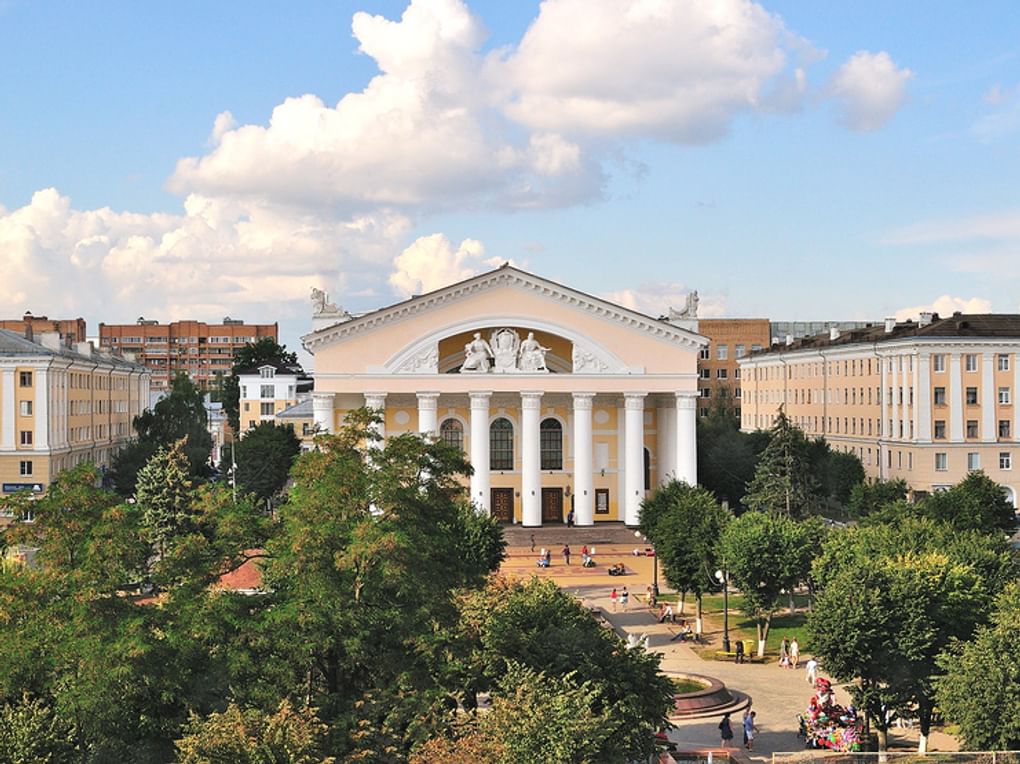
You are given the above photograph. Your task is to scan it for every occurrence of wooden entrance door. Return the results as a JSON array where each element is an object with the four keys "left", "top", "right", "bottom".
[
  {"left": 541, "top": 487, "right": 563, "bottom": 524},
  {"left": 491, "top": 488, "right": 514, "bottom": 523}
]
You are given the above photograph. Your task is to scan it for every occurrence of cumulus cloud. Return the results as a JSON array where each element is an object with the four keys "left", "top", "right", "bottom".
[
  {"left": 0, "top": 188, "right": 410, "bottom": 320},
  {"left": 829, "top": 51, "right": 912, "bottom": 131},
  {"left": 389, "top": 233, "right": 505, "bottom": 297},
  {"left": 602, "top": 282, "right": 726, "bottom": 318},
  {"left": 894, "top": 296, "right": 993, "bottom": 322}
]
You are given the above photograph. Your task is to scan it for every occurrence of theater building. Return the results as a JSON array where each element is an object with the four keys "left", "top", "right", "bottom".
[{"left": 302, "top": 265, "right": 705, "bottom": 526}]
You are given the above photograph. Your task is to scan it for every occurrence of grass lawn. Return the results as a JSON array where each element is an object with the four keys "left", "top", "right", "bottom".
[{"left": 671, "top": 677, "right": 709, "bottom": 694}]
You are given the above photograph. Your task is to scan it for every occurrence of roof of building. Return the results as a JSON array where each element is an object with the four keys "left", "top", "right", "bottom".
[
  {"left": 0, "top": 328, "right": 148, "bottom": 371},
  {"left": 235, "top": 360, "right": 305, "bottom": 376},
  {"left": 750, "top": 313, "right": 1020, "bottom": 357},
  {"left": 276, "top": 399, "right": 313, "bottom": 418}
]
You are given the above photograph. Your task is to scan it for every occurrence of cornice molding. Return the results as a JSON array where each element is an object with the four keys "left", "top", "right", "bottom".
[{"left": 302, "top": 267, "right": 707, "bottom": 354}]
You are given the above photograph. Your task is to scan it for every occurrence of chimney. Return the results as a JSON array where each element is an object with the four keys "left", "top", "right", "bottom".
[
  {"left": 919, "top": 311, "right": 934, "bottom": 327},
  {"left": 38, "top": 332, "right": 62, "bottom": 351},
  {"left": 23, "top": 323, "right": 34, "bottom": 343},
  {"left": 75, "top": 340, "right": 93, "bottom": 356},
  {"left": 785, "top": 334, "right": 794, "bottom": 346},
  {"left": 829, "top": 326, "right": 840, "bottom": 340},
  {"left": 884, "top": 317, "right": 896, "bottom": 333}
]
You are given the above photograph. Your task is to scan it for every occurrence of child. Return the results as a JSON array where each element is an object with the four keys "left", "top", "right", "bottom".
[
  {"left": 610, "top": 588, "right": 618, "bottom": 612},
  {"left": 620, "top": 587, "right": 629, "bottom": 610}
]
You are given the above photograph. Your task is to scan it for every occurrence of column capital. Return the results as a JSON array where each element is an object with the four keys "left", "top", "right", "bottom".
[
  {"left": 623, "top": 392, "right": 646, "bottom": 411},
  {"left": 416, "top": 391, "right": 440, "bottom": 408},
  {"left": 364, "top": 392, "right": 387, "bottom": 410},
  {"left": 572, "top": 392, "right": 596, "bottom": 410},
  {"left": 312, "top": 392, "right": 335, "bottom": 405},
  {"left": 521, "top": 390, "right": 544, "bottom": 410},
  {"left": 469, "top": 390, "right": 492, "bottom": 409},
  {"left": 675, "top": 391, "right": 698, "bottom": 410}
]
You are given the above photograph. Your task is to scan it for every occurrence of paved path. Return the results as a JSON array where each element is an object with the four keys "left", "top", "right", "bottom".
[{"left": 499, "top": 546, "right": 958, "bottom": 760}]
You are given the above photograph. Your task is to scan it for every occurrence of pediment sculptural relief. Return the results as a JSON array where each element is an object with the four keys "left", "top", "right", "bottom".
[{"left": 460, "top": 329, "right": 550, "bottom": 374}]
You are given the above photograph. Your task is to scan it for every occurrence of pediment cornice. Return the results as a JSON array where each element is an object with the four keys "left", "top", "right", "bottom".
[{"left": 302, "top": 266, "right": 707, "bottom": 353}]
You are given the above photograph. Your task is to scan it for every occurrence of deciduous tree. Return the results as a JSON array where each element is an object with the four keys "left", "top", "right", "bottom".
[{"left": 233, "top": 421, "right": 302, "bottom": 502}]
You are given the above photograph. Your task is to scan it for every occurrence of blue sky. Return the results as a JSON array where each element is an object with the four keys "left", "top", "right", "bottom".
[{"left": 2, "top": 0, "right": 1019, "bottom": 362}]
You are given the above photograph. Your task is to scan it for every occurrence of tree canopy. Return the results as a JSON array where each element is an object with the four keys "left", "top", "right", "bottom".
[
  {"left": 232, "top": 421, "right": 302, "bottom": 502},
  {"left": 742, "top": 409, "right": 822, "bottom": 517}
]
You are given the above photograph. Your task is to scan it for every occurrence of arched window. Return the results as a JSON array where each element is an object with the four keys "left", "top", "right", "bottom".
[
  {"left": 490, "top": 418, "right": 514, "bottom": 470},
  {"left": 540, "top": 418, "right": 563, "bottom": 470},
  {"left": 439, "top": 418, "right": 463, "bottom": 452}
]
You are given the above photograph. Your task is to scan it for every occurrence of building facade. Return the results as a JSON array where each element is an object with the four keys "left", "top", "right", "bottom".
[
  {"left": 0, "top": 313, "right": 87, "bottom": 344},
  {"left": 237, "top": 362, "right": 311, "bottom": 433},
  {"left": 303, "top": 266, "right": 704, "bottom": 526},
  {"left": 739, "top": 314, "right": 1020, "bottom": 506},
  {"left": 0, "top": 329, "right": 150, "bottom": 507},
  {"left": 99, "top": 318, "right": 277, "bottom": 391},
  {"left": 695, "top": 318, "right": 770, "bottom": 419}
]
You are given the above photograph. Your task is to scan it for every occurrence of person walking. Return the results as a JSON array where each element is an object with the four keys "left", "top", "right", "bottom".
[
  {"left": 719, "top": 713, "right": 734, "bottom": 748},
  {"left": 743, "top": 711, "right": 757, "bottom": 751},
  {"left": 805, "top": 657, "right": 819, "bottom": 684},
  {"left": 790, "top": 638, "right": 800, "bottom": 669},
  {"left": 610, "top": 588, "right": 618, "bottom": 612},
  {"left": 530, "top": 533, "right": 535, "bottom": 553},
  {"left": 566, "top": 509, "right": 575, "bottom": 527},
  {"left": 620, "top": 586, "right": 629, "bottom": 610},
  {"left": 562, "top": 544, "right": 571, "bottom": 566},
  {"left": 734, "top": 639, "right": 745, "bottom": 664},
  {"left": 779, "top": 636, "right": 790, "bottom": 668}
]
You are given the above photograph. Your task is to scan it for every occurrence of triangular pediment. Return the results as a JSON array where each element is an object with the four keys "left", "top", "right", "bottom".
[{"left": 302, "top": 265, "right": 706, "bottom": 355}]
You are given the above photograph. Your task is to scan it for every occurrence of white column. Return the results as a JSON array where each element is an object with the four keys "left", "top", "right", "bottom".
[
  {"left": 312, "top": 392, "right": 335, "bottom": 434},
  {"left": 982, "top": 352, "right": 995, "bottom": 443},
  {"left": 572, "top": 393, "right": 595, "bottom": 526},
  {"left": 949, "top": 353, "right": 964, "bottom": 442},
  {"left": 1015, "top": 354, "right": 1020, "bottom": 442},
  {"left": 656, "top": 402, "right": 676, "bottom": 484},
  {"left": 675, "top": 392, "right": 698, "bottom": 486},
  {"left": 912, "top": 353, "right": 920, "bottom": 441},
  {"left": 35, "top": 367, "right": 49, "bottom": 450},
  {"left": 521, "top": 391, "right": 543, "bottom": 527},
  {"left": 469, "top": 391, "right": 491, "bottom": 514},
  {"left": 416, "top": 391, "right": 439, "bottom": 436},
  {"left": 624, "top": 392, "right": 646, "bottom": 526},
  {"left": 1, "top": 369, "right": 14, "bottom": 450},
  {"left": 364, "top": 393, "right": 387, "bottom": 447},
  {"left": 890, "top": 356, "right": 899, "bottom": 441},
  {"left": 917, "top": 353, "right": 932, "bottom": 442}
]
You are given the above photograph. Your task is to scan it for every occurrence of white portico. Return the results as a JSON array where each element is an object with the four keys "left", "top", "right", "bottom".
[{"left": 303, "top": 265, "right": 705, "bottom": 526}]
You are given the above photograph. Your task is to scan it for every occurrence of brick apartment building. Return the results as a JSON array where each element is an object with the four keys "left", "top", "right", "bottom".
[
  {"left": 99, "top": 318, "right": 277, "bottom": 391},
  {"left": 695, "top": 318, "right": 771, "bottom": 419},
  {"left": 0, "top": 313, "right": 87, "bottom": 344}
]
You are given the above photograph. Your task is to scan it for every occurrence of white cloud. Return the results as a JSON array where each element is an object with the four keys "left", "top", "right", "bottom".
[
  {"left": 602, "top": 282, "right": 726, "bottom": 318},
  {"left": 830, "top": 51, "right": 912, "bottom": 131},
  {"left": 894, "top": 295, "right": 992, "bottom": 322},
  {"left": 389, "top": 233, "right": 505, "bottom": 297},
  {"left": 494, "top": 0, "right": 811, "bottom": 143},
  {"left": 0, "top": 188, "right": 410, "bottom": 321}
]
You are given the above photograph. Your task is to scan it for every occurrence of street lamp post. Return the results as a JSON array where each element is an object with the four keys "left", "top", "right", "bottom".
[
  {"left": 715, "top": 568, "right": 730, "bottom": 653},
  {"left": 635, "top": 531, "right": 658, "bottom": 601}
]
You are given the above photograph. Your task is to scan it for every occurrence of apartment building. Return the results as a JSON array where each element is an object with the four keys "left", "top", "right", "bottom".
[
  {"left": 739, "top": 313, "right": 1020, "bottom": 507},
  {"left": 99, "top": 318, "right": 277, "bottom": 391},
  {"left": 696, "top": 318, "right": 770, "bottom": 419},
  {"left": 0, "top": 328, "right": 150, "bottom": 509},
  {"left": 237, "top": 362, "right": 312, "bottom": 434},
  {"left": 0, "top": 313, "right": 87, "bottom": 344}
]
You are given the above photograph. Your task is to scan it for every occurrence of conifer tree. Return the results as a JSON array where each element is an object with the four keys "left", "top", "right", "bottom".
[{"left": 743, "top": 407, "right": 819, "bottom": 517}]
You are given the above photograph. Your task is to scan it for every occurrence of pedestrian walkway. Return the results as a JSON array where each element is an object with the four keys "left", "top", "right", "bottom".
[{"left": 499, "top": 545, "right": 959, "bottom": 759}]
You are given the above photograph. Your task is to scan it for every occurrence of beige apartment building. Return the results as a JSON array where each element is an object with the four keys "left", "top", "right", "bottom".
[
  {"left": 99, "top": 318, "right": 277, "bottom": 391},
  {"left": 739, "top": 313, "right": 1020, "bottom": 507},
  {"left": 0, "top": 329, "right": 150, "bottom": 510}
]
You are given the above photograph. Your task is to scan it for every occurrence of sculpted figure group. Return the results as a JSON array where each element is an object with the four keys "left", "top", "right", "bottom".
[{"left": 461, "top": 329, "right": 549, "bottom": 373}]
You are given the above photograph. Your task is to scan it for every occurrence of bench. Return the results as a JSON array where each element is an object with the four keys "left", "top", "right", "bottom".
[{"left": 713, "top": 650, "right": 764, "bottom": 663}]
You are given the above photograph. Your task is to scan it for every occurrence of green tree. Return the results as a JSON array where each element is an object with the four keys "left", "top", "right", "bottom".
[
  {"left": 718, "top": 511, "right": 813, "bottom": 655},
  {"left": 821, "top": 450, "right": 866, "bottom": 506},
  {"left": 233, "top": 422, "right": 302, "bottom": 503},
  {"left": 455, "top": 577, "right": 674, "bottom": 759},
  {"left": 936, "top": 581, "right": 1020, "bottom": 750},
  {"left": 175, "top": 700, "right": 335, "bottom": 764},
  {"left": 697, "top": 413, "right": 770, "bottom": 508},
  {"left": 110, "top": 372, "right": 214, "bottom": 495},
  {"left": 846, "top": 479, "right": 908, "bottom": 519},
  {"left": 137, "top": 439, "right": 195, "bottom": 559},
  {"left": 221, "top": 338, "right": 299, "bottom": 432},
  {"left": 639, "top": 480, "right": 729, "bottom": 630},
  {"left": 808, "top": 552, "right": 986, "bottom": 751},
  {"left": 742, "top": 409, "right": 820, "bottom": 517},
  {"left": 922, "top": 470, "right": 1016, "bottom": 532},
  {"left": 0, "top": 694, "right": 77, "bottom": 764}
]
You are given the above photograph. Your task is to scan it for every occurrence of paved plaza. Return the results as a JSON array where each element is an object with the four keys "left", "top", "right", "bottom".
[{"left": 500, "top": 541, "right": 958, "bottom": 760}]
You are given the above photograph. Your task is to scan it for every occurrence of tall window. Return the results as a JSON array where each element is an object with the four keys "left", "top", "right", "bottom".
[
  {"left": 933, "top": 355, "right": 945, "bottom": 372},
  {"left": 965, "top": 354, "right": 978, "bottom": 372},
  {"left": 440, "top": 419, "right": 464, "bottom": 452},
  {"left": 260, "top": 384, "right": 274, "bottom": 399},
  {"left": 717, "top": 344, "right": 728, "bottom": 360},
  {"left": 19, "top": 371, "right": 32, "bottom": 387},
  {"left": 540, "top": 418, "right": 563, "bottom": 470},
  {"left": 935, "top": 453, "right": 948, "bottom": 471},
  {"left": 998, "top": 354, "right": 1010, "bottom": 372},
  {"left": 490, "top": 418, "right": 514, "bottom": 470}
]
